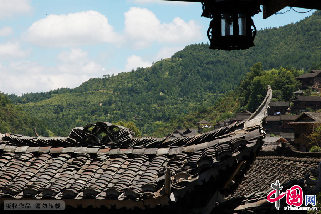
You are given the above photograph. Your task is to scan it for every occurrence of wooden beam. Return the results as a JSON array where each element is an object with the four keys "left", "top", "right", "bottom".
[
  {"left": 164, "top": 168, "right": 171, "bottom": 195},
  {"left": 223, "top": 160, "right": 246, "bottom": 189}
]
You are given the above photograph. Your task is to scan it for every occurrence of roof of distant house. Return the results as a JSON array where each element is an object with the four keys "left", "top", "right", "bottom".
[
  {"left": 169, "top": 128, "right": 199, "bottom": 138},
  {"left": 297, "top": 70, "right": 321, "bottom": 79},
  {"left": 280, "top": 115, "right": 298, "bottom": 121},
  {"left": 294, "top": 96, "right": 321, "bottom": 102},
  {"left": 217, "top": 143, "right": 321, "bottom": 213},
  {"left": 293, "top": 89, "right": 304, "bottom": 94},
  {"left": 235, "top": 114, "right": 251, "bottom": 121},
  {"left": 197, "top": 120, "right": 211, "bottom": 124},
  {"left": 269, "top": 101, "right": 290, "bottom": 107},
  {"left": 265, "top": 115, "right": 281, "bottom": 122},
  {"left": 291, "top": 112, "right": 321, "bottom": 124},
  {"left": 265, "top": 115, "right": 297, "bottom": 122}
]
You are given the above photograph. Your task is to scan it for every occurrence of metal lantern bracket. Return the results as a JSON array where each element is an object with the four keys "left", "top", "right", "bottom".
[{"left": 202, "top": 0, "right": 260, "bottom": 50}]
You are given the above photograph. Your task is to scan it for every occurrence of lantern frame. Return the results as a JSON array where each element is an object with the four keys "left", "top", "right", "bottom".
[{"left": 202, "top": 0, "right": 260, "bottom": 50}]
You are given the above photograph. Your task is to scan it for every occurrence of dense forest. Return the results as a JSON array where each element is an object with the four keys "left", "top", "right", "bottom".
[
  {"left": 0, "top": 93, "right": 48, "bottom": 136},
  {"left": 6, "top": 11, "right": 321, "bottom": 137}
]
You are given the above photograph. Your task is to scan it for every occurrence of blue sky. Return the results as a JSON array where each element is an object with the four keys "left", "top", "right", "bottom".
[{"left": 0, "top": 0, "right": 315, "bottom": 95}]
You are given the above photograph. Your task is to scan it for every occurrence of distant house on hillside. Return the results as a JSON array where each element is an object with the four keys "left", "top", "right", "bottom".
[
  {"left": 197, "top": 120, "right": 212, "bottom": 129},
  {"left": 233, "top": 110, "right": 252, "bottom": 122},
  {"left": 290, "top": 112, "right": 321, "bottom": 151},
  {"left": 268, "top": 101, "right": 290, "bottom": 115},
  {"left": 168, "top": 128, "right": 198, "bottom": 138},
  {"left": 292, "top": 96, "right": 321, "bottom": 113},
  {"left": 214, "top": 111, "right": 252, "bottom": 129},
  {"left": 293, "top": 89, "right": 304, "bottom": 98},
  {"left": 297, "top": 70, "right": 321, "bottom": 90},
  {"left": 263, "top": 114, "right": 297, "bottom": 141},
  {"left": 214, "top": 120, "right": 232, "bottom": 129}
]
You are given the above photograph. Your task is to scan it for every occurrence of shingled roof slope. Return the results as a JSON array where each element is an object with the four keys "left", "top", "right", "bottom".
[
  {"left": 216, "top": 142, "right": 321, "bottom": 213},
  {"left": 295, "top": 96, "right": 321, "bottom": 102},
  {"left": 292, "top": 112, "right": 321, "bottom": 123},
  {"left": 269, "top": 101, "right": 289, "bottom": 107},
  {"left": 265, "top": 115, "right": 298, "bottom": 122},
  {"left": 297, "top": 70, "right": 321, "bottom": 79}
]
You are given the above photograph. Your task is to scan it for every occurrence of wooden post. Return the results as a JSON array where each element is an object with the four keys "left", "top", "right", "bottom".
[{"left": 164, "top": 168, "right": 171, "bottom": 195}]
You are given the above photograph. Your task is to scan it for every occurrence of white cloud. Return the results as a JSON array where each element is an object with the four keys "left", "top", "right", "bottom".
[
  {"left": 57, "top": 48, "right": 104, "bottom": 74},
  {"left": 125, "top": 46, "right": 183, "bottom": 72},
  {"left": 125, "top": 55, "right": 152, "bottom": 71},
  {"left": 0, "top": 27, "right": 13, "bottom": 36},
  {"left": 0, "top": 42, "right": 27, "bottom": 58},
  {"left": 124, "top": 7, "right": 202, "bottom": 48},
  {"left": 0, "top": 49, "right": 106, "bottom": 95},
  {"left": 25, "top": 11, "right": 121, "bottom": 47},
  {"left": 155, "top": 46, "right": 183, "bottom": 60},
  {"left": 58, "top": 48, "right": 88, "bottom": 64},
  {"left": 0, "top": 61, "right": 47, "bottom": 94},
  {"left": 0, "top": 0, "right": 31, "bottom": 19}
]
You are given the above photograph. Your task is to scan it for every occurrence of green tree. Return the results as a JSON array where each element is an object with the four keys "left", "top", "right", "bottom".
[
  {"left": 115, "top": 121, "right": 142, "bottom": 137},
  {"left": 240, "top": 65, "right": 302, "bottom": 112},
  {"left": 308, "top": 125, "right": 321, "bottom": 147}
]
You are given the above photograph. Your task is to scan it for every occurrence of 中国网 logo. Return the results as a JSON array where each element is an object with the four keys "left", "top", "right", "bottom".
[{"left": 266, "top": 180, "right": 317, "bottom": 211}]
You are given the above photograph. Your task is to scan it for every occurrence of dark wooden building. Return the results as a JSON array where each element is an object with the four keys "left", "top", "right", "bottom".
[
  {"left": 297, "top": 70, "right": 321, "bottom": 90},
  {"left": 268, "top": 101, "right": 290, "bottom": 115},
  {"left": 290, "top": 112, "right": 321, "bottom": 151},
  {"left": 292, "top": 96, "right": 321, "bottom": 113},
  {"left": 234, "top": 111, "right": 252, "bottom": 122},
  {"left": 197, "top": 120, "right": 212, "bottom": 129},
  {"left": 263, "top": 115, "right": 297, "bottom": 142},
  {"left": 168, "top": 128, "right": 198, "bottom": 138},
  {"left": 215, "top": 111, "right": 252, "bottom": 129}
]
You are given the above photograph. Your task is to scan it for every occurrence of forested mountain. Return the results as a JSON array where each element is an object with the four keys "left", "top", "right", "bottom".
[
  {"left": 8, "top": 11, "right": 321, "bottom": 137},
  {"left": 0, "top": 93, "right": 48, "bottom": 136}
]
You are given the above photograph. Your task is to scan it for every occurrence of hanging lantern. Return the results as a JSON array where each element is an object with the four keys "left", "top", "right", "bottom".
[{"left": 202, "top": 0, "right": 260, "bottom": 50}]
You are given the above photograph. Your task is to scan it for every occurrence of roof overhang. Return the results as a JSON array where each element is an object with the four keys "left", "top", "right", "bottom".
[
  {"left": 165, "top": 0, "right": 321, "bottom": 18},
  {"left": 289, "top": 122, "right": 321, "bottom": 125}
]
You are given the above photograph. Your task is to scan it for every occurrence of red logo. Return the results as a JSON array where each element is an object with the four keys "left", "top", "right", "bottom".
[
  {"left": 286, "top": 185, "right": 303, "bottom": 207},
  {"left": 267, "top": 180, "right": 304, "bottom": 210}
]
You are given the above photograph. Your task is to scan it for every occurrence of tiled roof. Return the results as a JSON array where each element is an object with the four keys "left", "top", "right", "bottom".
[
  {"left": 235, "top": 112, "right": 251, "bottom": 121},
  {"left": 265, "top": 116, "right": 281, "bottom": 122},
  {"left": 0, "top": 121, "right": 264, "bottom": 207},
  {"left": 219, "top": 142, "right": 321, "bottom": 213},
  {"left": 169, "top": 128, "right": 199, "bottom": 138},
  {"left": 265, "top": 115, "right": 298, "bottom": 122},
  {"left": 197, "top": 120, "right": 211, "bottom": 124},
  {"left": 295, "top": 96, "right": 321, "bottom": 102},
  {"left": 231, "top": 156, "right": 320, "bottom": 199},
  {"left": 297, "top": 70, "right": 321, "bottom": 79},
  {"left": 292, "top": 112, "right": 321, "bottom": 124},
  {"left": 280, "top": 115, "right": 298, "bottom": 121},
  {"left": 303, "top": 112, "right": 321, "bottom": 123},
  {"left": 269, "top": 101, "right": 289, "bottom": 107}
]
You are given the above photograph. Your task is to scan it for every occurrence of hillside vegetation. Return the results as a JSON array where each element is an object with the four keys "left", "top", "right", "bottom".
[
  {"left": 153, "top": 63, "right": 304, "bottom": 136},
  {"left": 0, "top": 93, "right": 48, "bottom": 136},
  {"left": 8, "top": 11, "right": 321, "bottom": 137}
]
